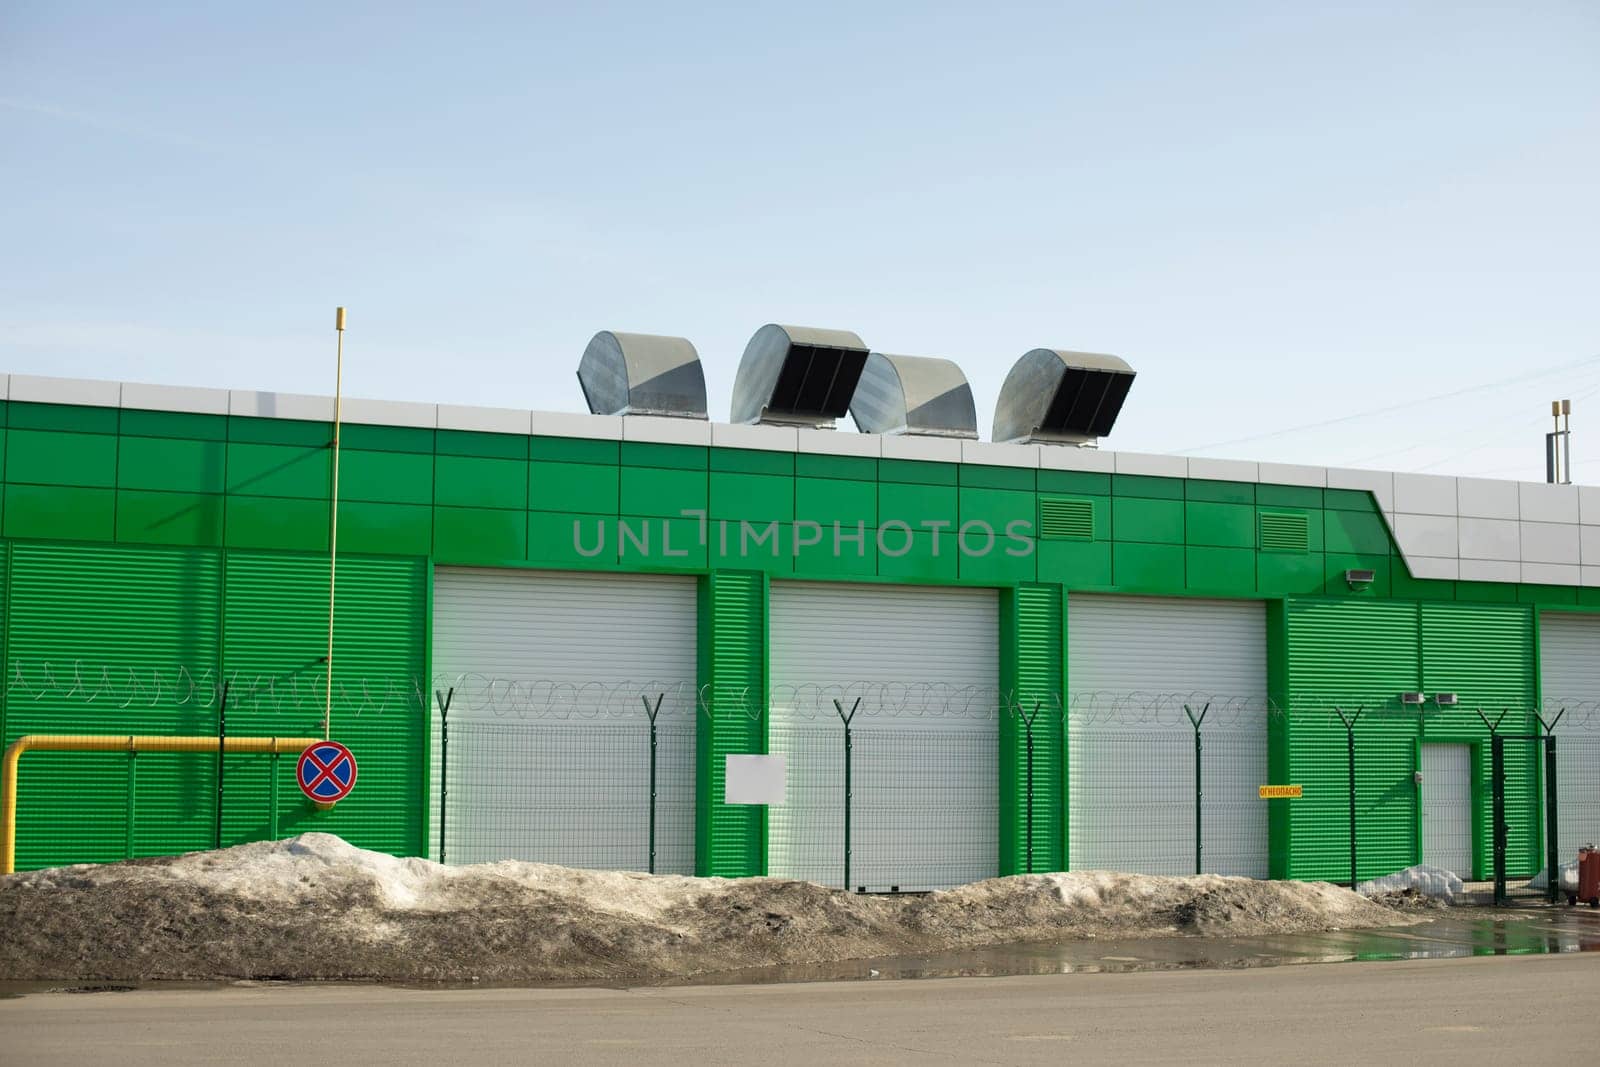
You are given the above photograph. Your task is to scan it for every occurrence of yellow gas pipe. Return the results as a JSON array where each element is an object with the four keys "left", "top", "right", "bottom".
[{"left": 1, "top": 734, "right": 323, "bottom": 875}]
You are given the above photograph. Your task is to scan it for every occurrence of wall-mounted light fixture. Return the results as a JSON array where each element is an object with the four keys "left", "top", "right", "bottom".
[
  {"left": 1433, "top": 693, "right": 1459, "bottom": 707},
  {"left": 1400, "top": 692, "right": 1426, "bottom": 706},
  {"left": 1344, "top": 568, "right": 1376, "bottom": 591}
]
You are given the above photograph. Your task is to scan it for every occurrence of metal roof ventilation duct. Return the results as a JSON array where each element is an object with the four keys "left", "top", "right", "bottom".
[
  {"left": 729, "top": 324, "right": 869, "bottom": 428},
  {"left": 849, "top": 352, "right": 978, "bottom": 438},
  {"left": 992, "top": 349, "right": 1135, "bottom": 445},
  {"left": 577, "top": 331, "right": 708, "bottom": 419}
]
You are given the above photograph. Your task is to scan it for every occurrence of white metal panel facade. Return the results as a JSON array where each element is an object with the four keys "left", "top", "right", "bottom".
[
  {"left": 1539, "top": 612, "right": 1600, "bottom": 854},
  {"left": 768, "top": 581, "right": 1000, "bottom": 891},
  {"left": 1421, "top": 743, "right": 1473, "bottom": 876},
  {"left": 430, "top": 568, "right": 698, "bottom": 872},
  {"left": 1067, "top": 595, "right": 1269, "bottom": 877}
]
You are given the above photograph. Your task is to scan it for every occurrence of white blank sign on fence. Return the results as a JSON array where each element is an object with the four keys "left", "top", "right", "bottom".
[{"left": 725, "top": 755, "right": 787, "bottom": 805}]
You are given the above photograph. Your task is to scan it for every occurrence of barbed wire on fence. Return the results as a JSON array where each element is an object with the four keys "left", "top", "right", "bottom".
[{"left": 6, "top": 660, "right": 425, "bottom": 718}]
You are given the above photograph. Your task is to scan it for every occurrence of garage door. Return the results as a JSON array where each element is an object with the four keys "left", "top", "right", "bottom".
[
  {"left": 768, "top": 581, "right": 999, "bottom": 891},
  {"left": 431, "top": 568, "right": 698, "bottom": 872},
  {"left": 1539, "top": 612, "right": 1600, "bottom": 856},
  {"left": 1067, "top": 595, "right": 1269, "bottom": 877}
]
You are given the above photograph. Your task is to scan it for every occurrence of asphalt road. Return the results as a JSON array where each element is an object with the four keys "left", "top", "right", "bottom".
[{"left": 2, "top": 954, "right": 1592, "bottom": 1065}]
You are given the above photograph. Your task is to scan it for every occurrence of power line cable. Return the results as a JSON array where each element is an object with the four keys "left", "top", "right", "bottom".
[{"left": 1175, "top": 352, "right": 1600, "bottom": 455}]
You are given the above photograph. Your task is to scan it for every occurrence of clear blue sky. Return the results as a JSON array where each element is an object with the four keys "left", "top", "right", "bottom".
[{"left": 4, "top": 2, "right": 1597, "bottom": 481}]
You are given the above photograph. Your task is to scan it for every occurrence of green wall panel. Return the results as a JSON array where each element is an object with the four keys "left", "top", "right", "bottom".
[
  {"left": 337, "top": 500, "right": 434, "bottom": 556},
  {"left": 117, "top": 490, "right": 225, "bottom": 547},
  {"left": 118, "top": 437, "right": 228, "bottom": 494},
  {"left": 621, "top": 465, "right": 706, "bottom": 517},
  {"left": 4, "top": 485, "right": 115, "bottom": 542},
  {"left": 529, "top": 512, "right": 619, "bottom": 568},
  {"left": 8, "top": 402, "right": 118, "bottom": 434},
  {"left": 959, "top": 486, "right": 1033, "bottom": 532},
  {"left": 1185, "top": 501, "right": 1254, "bottom": 548},
  {"left": 710, "top": 447, "right": 793, "bottom": 477},
  {"left": 228, "top": 416, "right": 329, "bottom": 447},
  {"left": 1112, "top": 542, "right": 1185, "bottom": 590},
  {"left": 696, "top": 571, "right": 766, "bottom": 877},
  {"left": 434, "top": 506, "right": 526, "bottom": 563},
  {"left": 710, "top": 472, "right": 793, "bottom": 523},
  {"left": 1185, "top": 546, "right": 1257, "bottom": 595},
  {"left": 1112, "top": 497, "right": 1184, "bottom": 544},
  {"left": 1325, "top": 509, "right": 1391, "bottom": 555},
  {"left": 795, "top": 477, "right": 876, "bottom": 528},
  {"left": 960, "top": 464, "right": 1034, "bottom": 492},
  {"left": 530, "top": 435, "right": 618, "bottom": 464},
  {"left": 1036, "top": 539, "right": 1112, "bottom": 587},
  {"left": 621, "top": 441, "right": 706, "bottom": 471},
  {"left": 341, "top": 449, "right": 434, "bottom": 505},
  {"left": 341, "top": 424, "right": 434, "bottom": 454},
  {"left": 434, "top": 455, "right": 528, "bottom": 510},
  {"left": 120, "top": 409, "right": 227, "bottom": 441},
  {"left": 1186, "top": 479, "right": 1255, "bottom": 504},
  {"left": 227, "top": 442, "right": 330, "bottom": 498},
  {"left": 877, "top": 530, "right": 957, "bottom": 581},
  {"left": 436, "top": 428, "right": 526, "bottom": 460},
  {"left": 880, "top": 482, "right": 956, "bottom": 527},
  {"left": 7, "top": 429, "right": 117, "bottom": 488},
  {"left": 795, "top": 453, "right": 875, "bottom": 481},
  {"left": 1037, "top": 470, "right": 1109, "bottom": 496},
  {"left": 530, "top": 461, "right": 618, "bottom": 515},
  {"left": 880, "top": 458, "right": 956, "bottom": 486}
]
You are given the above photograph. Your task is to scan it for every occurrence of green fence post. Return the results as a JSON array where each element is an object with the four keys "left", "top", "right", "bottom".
[
  {"left": 643, "top": 692, "right": 664, "bottom": 874},
  {"left": 834, "top": 697, "right": 860, "bottom": 891},
  {"left": 1540, "top": 710, "right": 1563, "bottom": 905},
  {"left": 1491, "top": 732, "right": 1507, "bottom": 905},
  {"left": 435, "top": 687, "right": 453, "bottom": 864},
  {"left": 1184, "top": 703, "right": 1209, "bottom": 876},
  {"left": 1334, "top": 706, "right": 1363, "bottom": 889}
]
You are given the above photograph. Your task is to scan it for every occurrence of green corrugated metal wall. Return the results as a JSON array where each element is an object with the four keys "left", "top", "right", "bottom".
[
  {"left": 695, "top": 570, "right": 767, "bottom": 876},
  {"left": 1279, "top": 597, "right": 1538, "bottom": 881},
  {"left": 5, "top": 543, "right": 223, "bottom": 868},
  {"left": 0, "top": 541, "right": 425, "bottom": 870},
  {"left": 1280, "top": 599, "right": 1420, "bottom": 881},
  {"left": 999, "top": 583, "right": 1065, "bottom": 874},
  {"left": 1418, "top": 602, "right": 1539, "bottom": 877}
]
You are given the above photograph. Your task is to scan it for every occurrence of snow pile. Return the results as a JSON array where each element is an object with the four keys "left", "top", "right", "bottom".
[
  {"left": 1356, "top": 865, "right": 1464, "bottom": 903},
  {"left": 0, "top": 834, "right": 1415, "bottom": 983},
  {"left": 1525, "top": 862, "right": 1580, "bottom": 893}
]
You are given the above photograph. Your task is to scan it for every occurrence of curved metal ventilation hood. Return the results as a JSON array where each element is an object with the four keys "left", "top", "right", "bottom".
[
  {"left": 729, "top": 324, "right": 869, "bottom": 428},
  {"left": 992, "top": 349, "right": 1135, "bottom": 445},
  {"left": 849, "top": 352, "right": 977, "bottom": 438},
  {"left": 577, "top": 331, "right": 707, "bottom": 419}
]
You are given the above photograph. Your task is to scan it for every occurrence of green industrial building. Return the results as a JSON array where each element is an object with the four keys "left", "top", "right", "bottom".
[{"left": 2, "top": 330, "right": 1596, "bottom": 888}]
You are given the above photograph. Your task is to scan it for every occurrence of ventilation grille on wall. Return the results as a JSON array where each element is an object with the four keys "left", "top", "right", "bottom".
[
  {"left": 1038, "top": 498, "right": 1095, "bottom": 541},
  {"left": 1259, "top": 512, "right": 1310, "bottom": 553}
]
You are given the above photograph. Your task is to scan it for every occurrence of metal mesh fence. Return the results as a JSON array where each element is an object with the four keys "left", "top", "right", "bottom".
[{"left": 15, "top": 659, "right": 1598, "bottom": 898}]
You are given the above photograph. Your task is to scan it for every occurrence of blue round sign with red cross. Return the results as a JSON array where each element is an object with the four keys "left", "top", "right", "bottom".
[{"left": 297, "top": 740, "right": 358, "bottom": 803}]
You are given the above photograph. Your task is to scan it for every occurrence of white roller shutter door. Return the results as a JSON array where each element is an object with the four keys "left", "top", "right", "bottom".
[
  {"left": 1539, "top": 612, "right": 1600, "bottom": 855},
  {"left": 1067, "top": 594, "right": 1269, "bottom": 877},
  {"left": 769, "top": 581, "right": 999, "bottom": 891},
  {"left": 431, "top": 568, "right": 698, "bottom": 872}
]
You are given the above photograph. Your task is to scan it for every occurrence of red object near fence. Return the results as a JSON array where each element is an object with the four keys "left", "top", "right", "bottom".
[{"left": 1574, "top": 847, "right": 1600, "bottom": 908}]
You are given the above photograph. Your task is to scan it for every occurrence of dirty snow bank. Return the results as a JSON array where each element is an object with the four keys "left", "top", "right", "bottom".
[{"left": 0, "top": 833, "right": 1414, "bottom": 983}]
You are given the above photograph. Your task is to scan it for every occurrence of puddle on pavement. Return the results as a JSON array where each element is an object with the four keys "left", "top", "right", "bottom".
[
  {"left": 4, "top": 910, "right": 1597, "bottom": 998},
  {"left": 658, "top": 909, "right": 1600, "bottom": 986}
]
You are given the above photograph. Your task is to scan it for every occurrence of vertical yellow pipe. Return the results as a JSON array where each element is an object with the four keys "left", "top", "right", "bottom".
[{"left": 325, "top": 307, "right": 346, "bottom": 740}]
